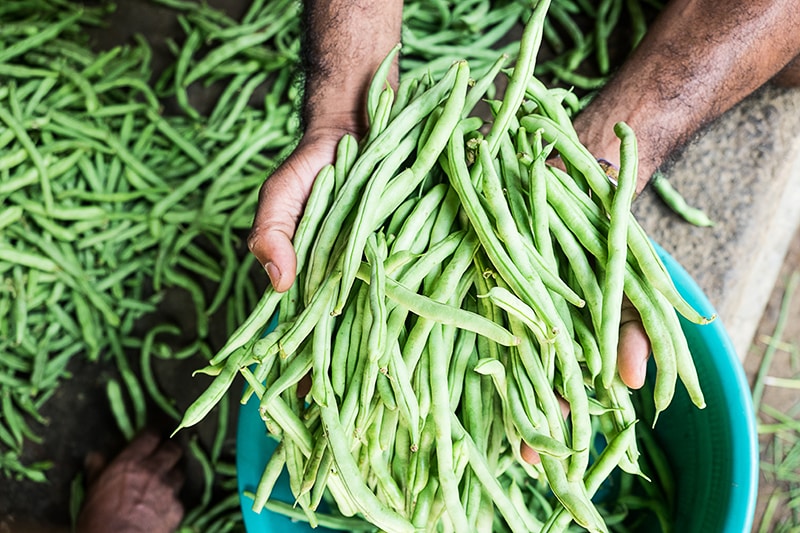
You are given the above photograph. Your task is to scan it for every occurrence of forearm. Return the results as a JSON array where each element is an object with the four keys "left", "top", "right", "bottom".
[
  {"left": 301, "top": 0, "right": 403, "bottom": 138},
  {"left": 574, "top": 0, "right": 800, "bottom": 191}
]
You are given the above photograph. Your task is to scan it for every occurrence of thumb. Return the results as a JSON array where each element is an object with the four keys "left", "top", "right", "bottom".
[
  {"left": 248, "top": 220, "right": 298, "bottom": 293},
  {"left": 248, "top": 148, "right": 328, "bottom": 292},
  {"left": 84, "top": 451, "right": 107, "bottom": 486}
]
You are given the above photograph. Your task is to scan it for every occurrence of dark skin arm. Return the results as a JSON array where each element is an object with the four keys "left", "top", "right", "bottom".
[
  {"left": 576, "top": 0, "right": 800, "bottom": 387},
  {"left": 247, "top": 0, "right": 403, "bottom": 292},
  {"left": 575, "top": 0, "right": 800, "bottom": 192}
]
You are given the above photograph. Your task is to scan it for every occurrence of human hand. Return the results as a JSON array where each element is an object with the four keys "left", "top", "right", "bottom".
[
  {"left": 76, "top": 430, "right": 184, "bottom": 533},
  {"left": 248, "top": 130, "right": 348, "bottom": 292}
]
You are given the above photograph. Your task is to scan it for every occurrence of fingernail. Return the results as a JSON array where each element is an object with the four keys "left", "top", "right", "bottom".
[{"left": 265, "top": 262, "right": 281, "bottom": 288}]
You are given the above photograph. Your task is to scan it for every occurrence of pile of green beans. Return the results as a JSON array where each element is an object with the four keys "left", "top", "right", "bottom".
[
  {"left": 178, "top": 1, "right": 709, "bottom": 531},
  {"left": 0, "top": 0, "right": 299, "bottom": 499}
]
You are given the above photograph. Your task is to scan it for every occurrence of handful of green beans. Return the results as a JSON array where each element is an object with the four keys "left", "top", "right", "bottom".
[{"left": 178, "top": 1, "right": 709, "bottom": 531}]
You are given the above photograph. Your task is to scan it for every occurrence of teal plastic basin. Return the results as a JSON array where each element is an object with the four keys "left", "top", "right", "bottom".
[{"left": 235, "top": 243, "right": 758, "bottom": 532}]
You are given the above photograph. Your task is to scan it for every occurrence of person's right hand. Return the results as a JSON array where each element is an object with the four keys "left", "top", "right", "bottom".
[{"left": 248, "top": 130, "right": 347, "bottom": 292}]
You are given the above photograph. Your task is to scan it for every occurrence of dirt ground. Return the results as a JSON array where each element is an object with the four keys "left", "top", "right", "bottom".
[{"left": 744, "top": 223, "right": 800, "bottom": 532}]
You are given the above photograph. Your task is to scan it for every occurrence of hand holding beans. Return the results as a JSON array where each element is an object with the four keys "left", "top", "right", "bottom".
[
  {"left": 179, "top": 1, "right": 711, "bottom": 530},
  {"left": 248, "top": 132, "right": 344, "bottom": 292}
]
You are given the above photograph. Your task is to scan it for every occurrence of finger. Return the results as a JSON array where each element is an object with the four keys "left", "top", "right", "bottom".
[
  {"left": 248, "top": 151, "right": 324, "bottom": 292},
  {"left": 145, "top": 439, "right": 183, "bottom": 475},
  {"left": 84, "top": 451, "right": 107, "bottom": 486},
  {"left": 248, "top": 175, "right": 304, "bottom": 293},
  {"left": 521, "top": 392, "right": 571, "bottom": 466},
  {"left": 520, "top": 442, "right": 541, "bottom": 465},
  {"left": 114, "top": 429, "right": 162, "bottom": 463},
  {"left": 162, "top": 465, "right": 185, "bottom": 493},
  {"left": 617, "top": 302, "right": 651, "bottom": 389},
  {"left": 296, "top": 372, "right": 311, "bottom": 398}
]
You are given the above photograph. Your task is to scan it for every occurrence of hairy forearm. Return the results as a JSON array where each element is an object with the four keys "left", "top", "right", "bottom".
[
  {"left": 301, "top": 0, "right": 403, "bottom": 137},
  {"left": 574, "top": 0, "right": 800, "bottom": 190}
]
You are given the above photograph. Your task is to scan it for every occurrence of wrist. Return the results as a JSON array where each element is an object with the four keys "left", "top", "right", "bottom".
[{"left": 303, "top": 112, "right": 365, "bottom": 142}]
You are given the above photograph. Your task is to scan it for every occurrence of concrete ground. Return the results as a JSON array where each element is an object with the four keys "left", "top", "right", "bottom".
[{"left": 2, "top": 1, "right": 800, "bottom": 531}]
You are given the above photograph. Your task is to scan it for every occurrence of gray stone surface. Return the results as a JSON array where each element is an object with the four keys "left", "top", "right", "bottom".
[{"left": 633, "top": 84, "right": 800, "bottom": 361}]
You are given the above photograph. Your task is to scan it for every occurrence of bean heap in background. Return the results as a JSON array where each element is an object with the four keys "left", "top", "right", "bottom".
[
  {"left": 179, "top": 1, "right": 710, "bottom": 531},
  {"left": 0, "top": 0, "right": 300, "bottom": 488},
  {"left": 0, "top": 0, "right": 670, "bottom": 530}
]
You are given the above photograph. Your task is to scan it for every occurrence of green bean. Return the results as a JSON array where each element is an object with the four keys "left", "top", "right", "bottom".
[
  {"left": 543, "top": 422, "right": 638, "bottom": 531},
  {"left": 151, "top": 117, "right": 257, "bottom": 220},
  {"left": 450, "top": 415, "right": 529, "bottom": 533},
  {"left": 176, "top": 345, "right": 250, "bottom": 434},
  {"left": 339, "top": 62, "right": 469, "bottom": 312},
  {"left": 140, "top": 325, "right": 183, "bottom": 421},
  {"left": 259, "top": 500, "right": 375, "bottom": 531},
  {"left": 364, "top": 233, "right": 389, "bottom": 365},
  {"left": 187, "top": 437, "right": 215, "bottom": 508},
  {"left": 367, "top": 406, "right": 405, "bottom": 513},
  {"left": 217, "top": 73, "right": 271, "bottom": 136},
  {"left": 368, "top": 43, "right": 401, "bottom": 122},
  {"left": 626, "top": 0, "right": 648, "bottom": 48},
  {"left": 428, "top": 323, "right": 469, "bottom": 530},
  {"left": 387, "top": 182, "right": 448, "bottom": 255},
  {"left": 408, "top": 414, "right": 435, "bottom": 502},
  {"left": 479, "top": 139, "right": 583, "bottom": 308},
  {"left": 481, "top": 286, "right": 550, "bottom": 344},
  {"left": 446, "top": 123, "right": 560, "bottom": 337},
  {"left": 526, "top": 114, "right": 711, "bottom": 326},
  {"left": 266, "top": 270, "right": 340, "bottom": 361},
  {"left": 162, "top": 267, "right": 208, "bottom": 337},
  {"left": 0, "top": 244, "right": 58, "bottom": 272},
  {"left": 356, "top": 259, "right": 518, "bottom": 349},
  {"left": 387, "top": 341, "right": 422, "bottom": 448},
  {"left": 119, "top": 367, "right": 147, "bottom": 433},
  {"left": 623, "top": 268, "right": 678, "bottom": 420},
  {"left": 106, "top": 378, "right": 135, "bottom": 441},
  {"left": 259, "top": 346, "right": 312, "bottom": 410},
  {"left": 653, "top": 286, "right": 706, "bottom": 409},
  {"left": 183, "top": 32, "right": 273, "bottom": 87},
  {"left": 570, "top": 306, "right": 603, "bottom": 381},
  {"left": 0, "top": 106, "right": 53, "bottom": 211},
  {"left": 0, "top": 11, "right": 81, "bottom": 63},
  {"left": 11, "top": 267, "right": 27, "bottom": 346},
  {"left": 250, "top": 441, "right": 286, "bottom": 513},
  {"left": 651, "top": 172, "right": 715, "bottom": 227},
  {"left": 329, "top": 293, "right": 357, "bottom": 401},
  {"left": 317, "top": 371, "right": 415, "bottom": 533},
  {"left": 484, "top": 0, "right": 549, "bottom": 155},
  {"left": 1, "top": 392, "right": 25, "bottom": 448},
  {"left": 599, "top": 122, "right": 638, "bottom": 388},
  {"left": 335, "top": 130, "right": 421, "bottom": 313},
  {"left": 49, "top": 111, "right": 165, "bottom": 189},
  {"left": 284, "top": 438, "right": 317, "bottom": 525},
  {"left": 145, "top": 108, "right": 207, "bottom": 165}
]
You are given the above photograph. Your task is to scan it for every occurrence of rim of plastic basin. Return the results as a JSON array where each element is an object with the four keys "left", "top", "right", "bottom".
[
  {"left": 649, "top": 242, "right": 758, "bottom": 533},
  {"left": 235, "top": 242, "right": 759, "bottom": 533}
]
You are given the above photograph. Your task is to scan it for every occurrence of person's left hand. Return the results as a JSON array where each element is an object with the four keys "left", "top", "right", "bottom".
[{"left": 76, "top": 430, "right": 185, "bottom": 533}]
